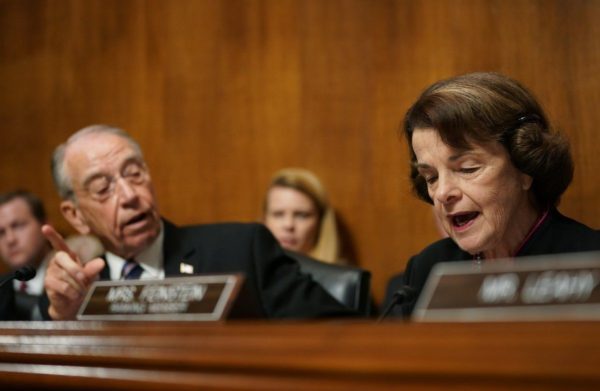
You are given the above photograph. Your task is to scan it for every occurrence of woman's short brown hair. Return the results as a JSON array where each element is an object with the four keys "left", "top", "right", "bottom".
[{"left": 403, "top": 72, "right": 573, "bottom": 208}]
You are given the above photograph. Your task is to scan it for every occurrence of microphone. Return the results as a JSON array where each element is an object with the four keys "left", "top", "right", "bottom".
[
  {"left": 377, "top": 285, "right": 416, "bottom": 323},
  {"left": 0, "top": 265, "right": 37, "bottom": 288}
]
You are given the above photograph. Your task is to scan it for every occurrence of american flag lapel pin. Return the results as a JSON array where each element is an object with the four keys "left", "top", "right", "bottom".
[{"left": 179, "top": 262, "right": 194, "bottom": 274}]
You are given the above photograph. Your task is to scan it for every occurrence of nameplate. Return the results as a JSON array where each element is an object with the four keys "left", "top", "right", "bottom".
[
  {"left": 77, "top": 274, "right": 244, "bottom": 321},
  {"left": 413, "top": 252, "right": 600, "bottom": 322}
]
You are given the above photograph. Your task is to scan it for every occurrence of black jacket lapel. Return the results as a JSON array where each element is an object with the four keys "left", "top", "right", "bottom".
[{"left": 162, "top": 219, "right": 197, "bottom": 276}]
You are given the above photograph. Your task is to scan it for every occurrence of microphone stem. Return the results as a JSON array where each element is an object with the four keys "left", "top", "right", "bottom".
[
  {"left": 377, "top": 299, "right": 399, "bottom": 323},
  {"left": 377, "top": 286, "right": 415, "bottom": 323}
]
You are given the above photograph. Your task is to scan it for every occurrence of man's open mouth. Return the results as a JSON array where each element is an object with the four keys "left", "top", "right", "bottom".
[{"left": 124, "top": 212, "right": 148, "bottom": 227}]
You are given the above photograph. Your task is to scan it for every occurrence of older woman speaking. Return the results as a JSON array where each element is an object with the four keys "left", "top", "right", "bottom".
[{"left": 397, "top": 72, "right": 600, "bottom": 316}]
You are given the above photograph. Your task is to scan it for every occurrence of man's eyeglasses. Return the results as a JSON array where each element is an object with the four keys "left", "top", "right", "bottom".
[{"left": 82, "top": 161, "right": 149, "bottom": 202}]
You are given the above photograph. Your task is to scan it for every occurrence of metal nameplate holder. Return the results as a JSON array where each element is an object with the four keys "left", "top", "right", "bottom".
[
  {"left": 78, "top": 274, "right": 244, "bottom": 321},
  {"left": 413, "top": 251, "right": 600, "bottom": 322}
]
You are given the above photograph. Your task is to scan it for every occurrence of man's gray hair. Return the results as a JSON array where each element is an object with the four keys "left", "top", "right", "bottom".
[{"left": 51, "top": 125, "right": 144, "bottom": 200}]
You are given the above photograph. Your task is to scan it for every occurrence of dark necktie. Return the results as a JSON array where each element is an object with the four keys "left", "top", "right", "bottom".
[
  {"left": 121, "top": 259, "right": 144, "bottom": 280},
  {"left": 18, "top": 281, "right": 28, "bottom": 293}
]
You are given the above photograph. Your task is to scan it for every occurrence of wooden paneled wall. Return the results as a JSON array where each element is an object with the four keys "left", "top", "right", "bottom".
[{"left": 0, "top": 0, "right": 598, "bottom": 304}]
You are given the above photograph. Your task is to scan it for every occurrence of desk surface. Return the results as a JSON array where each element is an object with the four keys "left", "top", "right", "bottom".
[{"left": 1, "top": 320, "right": 599, "bottom": 390}]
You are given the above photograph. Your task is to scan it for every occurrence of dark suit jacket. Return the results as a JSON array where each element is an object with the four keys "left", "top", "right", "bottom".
[
  {"left": 393, "top": 208, "right": 600, "bottom": 317},
  {"left": 40, "top": 220, "right": 356, "bottom": 319},
  {"left": 0, "top": 279, "right": 16, "bottom": 320},
  {"left": 0, "top": 276, "right": 42, "bottom": 321}
]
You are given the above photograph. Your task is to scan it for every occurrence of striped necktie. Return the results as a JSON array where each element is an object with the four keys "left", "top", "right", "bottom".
[{"left": 121, "top": 259, "right": 144, "bottom": 280}]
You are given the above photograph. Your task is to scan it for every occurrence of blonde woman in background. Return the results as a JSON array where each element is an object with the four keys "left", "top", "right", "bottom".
[{"left": 263, "top": 168, "right": 343, "bottom": 265}]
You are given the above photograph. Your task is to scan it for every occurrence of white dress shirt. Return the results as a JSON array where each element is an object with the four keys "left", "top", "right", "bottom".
[
  {"left": 106, "top": 222, "right": 165, "bottom": 281},
  {"left": 13, "top": 256, "right": 49, "bottom": 296}
]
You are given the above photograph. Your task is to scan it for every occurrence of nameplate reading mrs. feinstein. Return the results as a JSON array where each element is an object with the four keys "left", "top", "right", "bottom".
[
  {"left": 413, "top": 252, "right": 600, "bottom": 322},
  {"left": 77, "top": 274, "right": 244, "bottom": 321}
]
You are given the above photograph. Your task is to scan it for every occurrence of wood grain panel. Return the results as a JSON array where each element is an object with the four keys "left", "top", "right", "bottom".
[
  {"left": 0, "top": 0, "right": 598, "bottom": 301},
  {"left": 1, "top": 321, "right": 600, "bottom": 389}
]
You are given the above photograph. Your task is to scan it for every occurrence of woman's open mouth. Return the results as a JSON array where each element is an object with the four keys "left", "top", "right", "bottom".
[{"left": 451, "top": 212, "right": 480, "bottom": 230}]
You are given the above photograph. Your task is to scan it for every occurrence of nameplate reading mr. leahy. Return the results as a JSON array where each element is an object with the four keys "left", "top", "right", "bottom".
[
  {"left": 413, "top": 252, "right": 600, "bottom": 322},
  {"left": 78, "top": 274, "right": 244, "bottom": 321}
]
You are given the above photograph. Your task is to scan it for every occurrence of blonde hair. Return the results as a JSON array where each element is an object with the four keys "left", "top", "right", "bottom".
[{"left": 264, "top": 168, "right": 342, "bottom": 264}]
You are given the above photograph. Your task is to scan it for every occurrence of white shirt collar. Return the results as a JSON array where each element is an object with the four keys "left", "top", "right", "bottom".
[
  {"left": 13, "top": 252, "right": 50, "bottom": 296},
  {"left": 105, "top": 221, "right": 165, "bottom": 280}
]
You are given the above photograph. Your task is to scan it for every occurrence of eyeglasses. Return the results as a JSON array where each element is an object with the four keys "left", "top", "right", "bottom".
[{"left": 81, "top": 161, "right": 149, "bottom": 202}]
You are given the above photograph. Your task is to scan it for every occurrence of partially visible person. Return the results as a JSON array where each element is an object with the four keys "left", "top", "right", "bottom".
[
  {"left": 40, "top": 125, "right": 356, "bottom": 320},
  {"left": 0, "top": 190, "right": 52, "bottom": 320},
  {"left": 393, "top": 72, "right": 600, "bottom": 317},
  {"left": 263, "top": 168, "right": 343, "bottom": 264}
]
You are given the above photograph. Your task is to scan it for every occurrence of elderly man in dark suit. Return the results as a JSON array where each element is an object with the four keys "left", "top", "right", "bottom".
[{"left": 40, "top": 125, "right": 354, "bottom": 320}]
